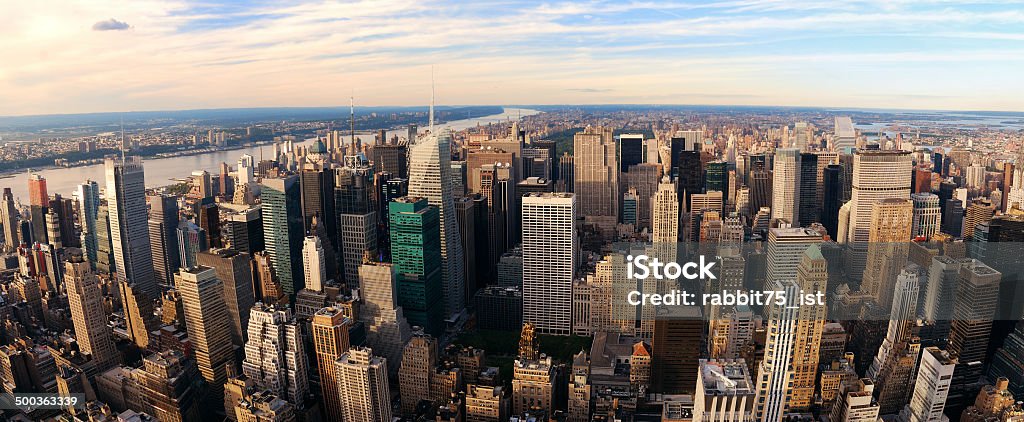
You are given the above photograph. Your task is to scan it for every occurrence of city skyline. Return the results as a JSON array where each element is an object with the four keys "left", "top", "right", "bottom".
[{"left": 5, "top": 0, "right": 1024, "bottom": 116}]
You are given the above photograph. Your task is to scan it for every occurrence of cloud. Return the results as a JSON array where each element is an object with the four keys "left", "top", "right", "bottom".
[
  {"left": 567, "top": 88, "right": 612, "bottom": 93},
  {"left": 92, "top": 18, "right": 130, "bottom": 31}
]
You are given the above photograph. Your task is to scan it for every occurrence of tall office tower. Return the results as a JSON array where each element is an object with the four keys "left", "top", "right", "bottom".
[
  {"left": 652, "top": 178, "right": 680, "bottom": 243},
  {"left": 137, "top": 350, "right": 202, "bottom": 422},
  {"left": 398, "top": 334, "right": 439, "bottom": 415},
  {"left": 372, "top": 143, "right": 408, "bottom": 178},
  {"left": 573, "top": 126, "right": 619, "bottom": 235},
  {"left": 106, "top": 156, "right": 158, "bottom": 299},
  {"left": 176, "top": 220, "right": 207, "bottom": 268},
  {"left": 175, "top": 266, "right": 234, "bottom": 398},
  {"left": 793, "top": 121, "right": 810, "bottom": 149},
  {"left": 705, "top": 161, "right": 729, "bottom": 201},
  {"left": 754, "top": 281, "right": 802, "bottom": 422},
  {"left": 358, "top": 261, "right": 413, "bottom": 373},
  {"left": 900, "top": 347, "right": 957, "bottom": 422},
  {"left": 261, "top": 174, "right": 305, "bottom": 298},
  {"left": 121, "top": 280, "right": 158, "bottom": 349},
  {"left": 224, "top": 208, "right": 264, "bottom": 254},
  {"left": 834, "top": 116, "right": 856, "bottom": 152},
  {"left": 408, "top": 129, "right": 466, "bottom": 318},
  {"left": 839, "top": 148, "right": 912, "bottom": 276},
  {"left": 861, "top": 198, "right": 914, "bottom": 308},
  {"left": 652, "top": 305, "right": 704, "bottom": 395},
  {"left": 65, "top": 253, "right": 120, "bottom": 371},
  {"left": 921, "top": 256, "right": 967, "bottom": 342},
  {"left": 336, "top": 347, "right": 392, "bottom": 422},
  {"left": 868, "top": 269, "right": 922, "bottom": 414},
  {"left": 913, "top": 167, "right": 933, "bottom": 194},
  {"left": 522, "top": 193, "right": 577, "bottom": 335},
  {"left": 988, "top": 321, "right": 1024, "bottom": 398},
  {"left": 45, "top": 207, "right": 62, "bottom": 247},
  {"left": 337, "top": 159, "right": 378, "bottom": 284},
  {"left": 692, "top": 359, "right": 756, "bottom": 421},
  {"left": 557, "top": 152, "right": 574, "bottom": 192},
  {"left": 771, "top": 148, "right": 801, "bottom": 226},
  {"left": 821, "top": 164, "right": 843, "bottom": 239},
  {"left": 962, "top": 199, "right": 995, "bottom": 239},
  {"left": 191, "top": 170, "right": 214, "bottom": 199},
  {"left": 148, "top": 194, "right": 180, "bottom": 287},
  {"left": 748, "top": 168, "right": 772, "bottom": 219},
  {"left": 299, "top": 152, "right": 336, "bottom": 233},
  {"left": 197, "top": 248, "right": 256, "bottom": 347},
  {"left": 911, "top": 193, "right": 942, "bottom": 240},
  {"left": 948, "top": 260, "right": 1000, "bottom": 363},
  {"left": 966, "top": 164, "right": 986, "bottom": 189},
  {"left": 797, "top": 152, "right": 819, "bottom": 225},
  {"left": 93, "top": 201, "right": 116, "bottom": 274},
  {"left": 242, "top": 303, "right": 309, "bottom": 405},
  {"left": 389, "top": 197, "right": 444, "bottom": 335},
  {"left": 454, "top": 196, "right": 485, "bottom": 298},
  {"left": 567, "top": 351, "right": 591, "bottom": 422},
  {"left": 512, "top": 355, "right": 555, "bottom": 416},
  {"left": 1, "top": 188, "right": 18, "bottom": 252},
  {"left": 27, "top": 173, "right": 48, "bottom": 244},
  {"left": 622, "top": 190, "right": 638, "bottom": 228},
  {"left": 829, "top": 378, "right": 880, "bottom": 422},
  {"left": 312, "top": 306, "right": 351, "bottom": 421},
  {"left": 618, "top": 133, "right": 645, "bottom": 172},
  {"left": 521, "top": 147, "right": 552, "bottom": 180},
  {"left": 624, "top": 163, "right": 661, "bottom": 231},
  {"left": 940, "top": 197, "right": 964, "bottom": 236},
  {"left": 196, "top": 200, "right": 222, "bottom": 249},
  {"left": 302, "top": 236, "right": 327, "bottom": 292},
  {"left": 765, "top": 227, "right": 823, "bottom": 286},
  {"left": 475, "top": 163, "right": 514, "bottom": 264},
  {"left": 50, "top": 194, "right": 78, "bottom": 247},
  {"left": 785, "top": 247, "right": 829, "bottom": 412}
]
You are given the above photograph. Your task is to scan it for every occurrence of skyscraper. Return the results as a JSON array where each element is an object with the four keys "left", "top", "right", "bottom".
[
  {"left": 106, "top": 156, "right": 159, "bottom": 299},
  {"left": 911, "top": 193, "right": 942, "bottom": 240},
  {"left": 65, "top": 252, "right": 120, "bottom": 371},
  {"left": 522, "top": 192, "right": 577, "bottom": 335},
  {"left": 574, "top": 126, "right": 619, "bottom": 236},
  {"left": 242, "top": 302, "right": 309, "bottom": 405},
  {"left": 261, "top": 174, "right": 306, "bottom": 298},
  {"left": 302, "top": 236, "right": 327, "bottom": 292},
  {"left": 408, "top": 129, "right": 466, "bottom": 317},
  {"left": 868, "top": 268, "right": 922, "bottom": 415},
  {"left": 176, "top": 220, "right": 207, "bottom": 269},
  {"left": 771, "top": 148, "right": 801, "bottom": 226},
  {"left": 137, "top": 350, "right": 202, "bottom": 422},
  {"left": 833, "top": 116, "right": 856, "bottom": 152},
  {"left": 175, "top": 266, "right": 234, "bottom": 399},
  {"left": 1, "top": 188, "right": 19, "bottom": 252},
  {"left": 335, "top": 347, "right": 391, "bottom": 422},
  {"left": 312, "top": 306, "right": 351, "bottom": 422},
  {"left": 798, "top": 152, "right": 819, "bottom": 226},
  {"left": 838, "top": 148, "right": 912, "bottom": 275},
  {"left": 148, "top": 194, "right": 180, "bottom": 288},
  {"left": 821, "top": 164, "right": 843, "bottom": 239},
  {"left": 618, "top": 133, "right": 645, "bottom": 172},
  {"left": 197, "top": 248, "right": 256, "bottom": 347},
  {"left": 693, "top": 359, "right": 756, "bottom": 421},
  {"left": 389, "top": 197, "right": 444, "bottom": 335},
  {"left": 900, "top": 347, "right": 957, "bottom": 422}
]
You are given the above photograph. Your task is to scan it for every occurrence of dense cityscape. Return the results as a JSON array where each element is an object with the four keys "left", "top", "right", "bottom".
[{"left": 0, "top": 101, "right": 1022, "bottom": 422}]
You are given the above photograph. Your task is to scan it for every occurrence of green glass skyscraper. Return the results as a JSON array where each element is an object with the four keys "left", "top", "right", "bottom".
[
  {"left": 389, "top": 196, "right": 443, "bottom": 335},
  {"left": 261, "top": 174, "right": 305, "bottom": 298}
]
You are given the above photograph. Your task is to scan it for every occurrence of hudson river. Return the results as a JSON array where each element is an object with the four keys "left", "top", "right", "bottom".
[{"left": 1, "top": 107, "right": 540, "bottom": 201}]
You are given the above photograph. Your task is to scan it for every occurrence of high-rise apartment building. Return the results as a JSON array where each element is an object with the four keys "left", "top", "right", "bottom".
[
  {"left": 242, "top": 303, "right": 309, "bottom": 405},
  {"left": 335, "top": 347, "right": 391, "bottom": 422},
  {"left": 900, "top": 347, "right": 957, "bottom": 422},
  {"left": 522, "top": 192, "right": 577, "bottom": 335}
]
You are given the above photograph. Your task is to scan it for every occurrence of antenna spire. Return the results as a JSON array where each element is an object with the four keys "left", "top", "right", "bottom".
[
  {"left": 350, "top": 92, "right": 356, "bottom": 148},
  {"left": 120, "top": 115, "right": 126, "bottom": 161},
  {"left": 429, "top": 65, "right": 435, "bottom": 133}
]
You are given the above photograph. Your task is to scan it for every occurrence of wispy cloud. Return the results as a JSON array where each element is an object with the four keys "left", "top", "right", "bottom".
[{"left": 1, "top": 0, "right": 1023, "bottom": 115}]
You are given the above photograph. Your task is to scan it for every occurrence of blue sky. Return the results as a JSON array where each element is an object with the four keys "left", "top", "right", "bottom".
[{"left": 3, "top": 0, "right": 1024, "bottom": 115}]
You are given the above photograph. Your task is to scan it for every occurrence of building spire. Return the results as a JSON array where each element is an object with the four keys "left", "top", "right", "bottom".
[
  {"left": 429, "top": 65, "right": 435, "bottom": 134},
  {"left": 350, "top": 91, "right": 356, "bottom": 147},
  {"left": 120, "top": 115, "right": 126, "bottom": 161}
]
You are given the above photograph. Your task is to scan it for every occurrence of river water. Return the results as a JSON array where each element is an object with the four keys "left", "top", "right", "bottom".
[{"left": 1, "top": 107, "right": 540, "bottom": 201}]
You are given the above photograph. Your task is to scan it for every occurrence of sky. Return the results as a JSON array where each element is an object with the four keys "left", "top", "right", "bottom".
[{"left": 3, "top": 0, "right": 1024, "bottom": 116}]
